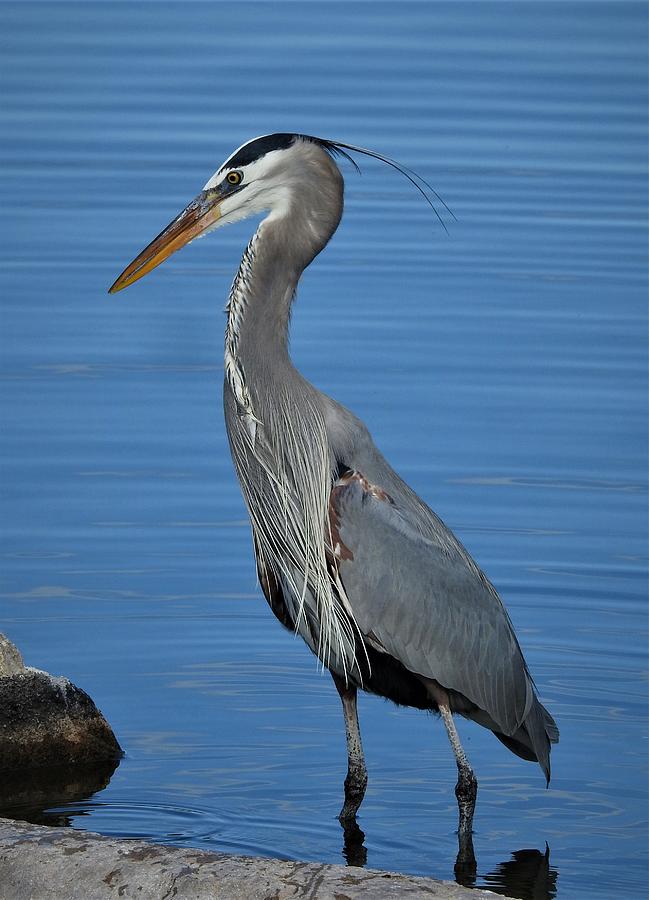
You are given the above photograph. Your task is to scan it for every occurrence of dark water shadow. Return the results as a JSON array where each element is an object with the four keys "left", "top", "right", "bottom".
[
  {"left": 340, "top": 818, "right": 557, "bottom": 900},
  {"left": 0, "top": 757, "right": 121, "bottom": 827},
  {"left": 474, "top": 845, "right": 557, "bottom": 900},
  {"left": 341, "top": 816, "right": 368, "bottom": 867}
]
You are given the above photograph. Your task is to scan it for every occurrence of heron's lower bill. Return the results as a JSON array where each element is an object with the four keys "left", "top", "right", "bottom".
[{"left": 108, "top": 193, "right": 221, "bottom": 293}]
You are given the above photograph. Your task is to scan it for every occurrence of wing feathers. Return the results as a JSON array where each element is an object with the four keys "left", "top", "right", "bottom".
[{"left": 330, "top": 472, "right": 538, "bottom": 738}]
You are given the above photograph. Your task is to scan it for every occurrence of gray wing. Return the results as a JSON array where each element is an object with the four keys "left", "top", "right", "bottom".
[{"left": 330, "top": 471, "right": 535, "bottom": 738}]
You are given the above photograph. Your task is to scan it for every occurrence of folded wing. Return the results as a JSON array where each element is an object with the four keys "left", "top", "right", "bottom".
[{"left": 330, "top": 470, "right": 558, "bottom": 777}]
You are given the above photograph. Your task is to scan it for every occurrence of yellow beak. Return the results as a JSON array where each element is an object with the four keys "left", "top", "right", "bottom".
[{"left": 108, "top": 191, "right": 223, "bottom": 294}]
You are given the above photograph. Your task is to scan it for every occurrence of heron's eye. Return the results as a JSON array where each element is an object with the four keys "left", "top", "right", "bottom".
[{"left": 226, "top": 171, "right": 243, "bottom": 186}]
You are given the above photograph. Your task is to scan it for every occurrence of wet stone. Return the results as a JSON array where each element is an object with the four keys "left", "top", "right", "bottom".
[
  {"left": 0, "top": 817, "right": 509, "bottom": 900},
  {"left": 0, "top": 635, "right": 122, "bottom": 772},
  {"left": 0, "top": 634, "right": 26, "bottom": 677}
]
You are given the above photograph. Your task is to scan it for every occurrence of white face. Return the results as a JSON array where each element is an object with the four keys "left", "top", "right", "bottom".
[{"left": 202, "top": 141, "right": 297, "bottom": 228}]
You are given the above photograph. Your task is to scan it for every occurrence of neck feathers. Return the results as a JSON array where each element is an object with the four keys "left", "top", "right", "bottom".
[
  {"left": 224, "top": 154, "right": 344, "bottom": 423},
  {"left": 224, "top": 233, "right": 259, "bottom": 433}
]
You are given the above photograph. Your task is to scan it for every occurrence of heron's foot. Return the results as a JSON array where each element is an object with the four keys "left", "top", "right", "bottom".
[
  {"left": 455, "top": 764, "right": 478, "bottom": 844},
  {"left": 339, "top": 763, "right": 368, "bottom": 822}
]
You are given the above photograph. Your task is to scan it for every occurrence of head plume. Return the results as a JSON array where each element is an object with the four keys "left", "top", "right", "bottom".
[{"left": 297, "top": 133, "right": 455, "bottom": 233}]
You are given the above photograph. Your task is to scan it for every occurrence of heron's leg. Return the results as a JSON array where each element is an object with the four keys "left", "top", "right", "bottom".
[
  {"left": 438, "top": 701, "right": 478, "bottom": 833},
  {"left": 423, "top": 679, "right": 478, "bottom": 851},
  {"left": 331, "top": 672, "right": 368, "bottom": 822},
  {"left": 439, "top": 703, "right": 478, "bottom": 851}
]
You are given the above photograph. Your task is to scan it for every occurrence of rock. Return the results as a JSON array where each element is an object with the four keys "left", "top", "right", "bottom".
[
  {"left": 0, "top": 634, "right": 26, "bottom": 676},
  {"left": 0, "top": 635, "right": 122, "bottom": 772},
  {"left": 0, "top": 817, "right": 507, "bottom": 899}
]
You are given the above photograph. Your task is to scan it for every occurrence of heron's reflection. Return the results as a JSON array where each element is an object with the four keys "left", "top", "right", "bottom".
[
  {"left": 475, "top": 845, "right": 557, "bottom": 900},
  {"left": 339, "top": 817, "right": 557, "bottom": 900},
  {"left": 340, "top": 816, "right": 368, "bottom": 867}
]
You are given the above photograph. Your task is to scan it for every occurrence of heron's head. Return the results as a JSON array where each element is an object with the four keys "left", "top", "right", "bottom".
[
  {"left": 109, "top": 133, "right": 450, "bottom": 293},
  {"left": 108, "top": 133, "right": 346, "bottom": 293}
]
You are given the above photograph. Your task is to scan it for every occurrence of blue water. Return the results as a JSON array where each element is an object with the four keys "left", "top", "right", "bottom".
[{"left": 1, "top": 3, "right": 647, "bottom": 898}]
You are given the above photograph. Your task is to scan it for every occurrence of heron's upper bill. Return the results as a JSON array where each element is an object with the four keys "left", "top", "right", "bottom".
[{"left": 108, "top": 192, "right": 222, "bottom": 294}]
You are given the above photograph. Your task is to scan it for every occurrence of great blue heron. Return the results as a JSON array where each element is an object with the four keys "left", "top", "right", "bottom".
[{"left": 109, "top": 133, "right": 559, "bottom": 848}]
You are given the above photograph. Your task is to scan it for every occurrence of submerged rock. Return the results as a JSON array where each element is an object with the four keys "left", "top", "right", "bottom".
[{"left": 0, "top": 634, "right": 122, "bottom": 772}]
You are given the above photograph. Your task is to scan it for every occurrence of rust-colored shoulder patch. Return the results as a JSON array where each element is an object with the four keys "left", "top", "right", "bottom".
[{"left": 336, "top": 469, "right": 395, "bottom": 504}]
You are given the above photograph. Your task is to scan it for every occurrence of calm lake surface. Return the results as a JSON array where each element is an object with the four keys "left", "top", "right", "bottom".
[{"left": 1, "top": 3, "right": 647, "bottom": 898}]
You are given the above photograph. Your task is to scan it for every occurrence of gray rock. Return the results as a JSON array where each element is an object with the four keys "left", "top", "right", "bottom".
[
  {"left": 0, "top": 634, "right": 26, "bottom": 676},
  {"left": 0, "top": 817, "right": 506, "bottom": 899},
  {"left": 0, "top": 635, "right": 122, "bottom": 772}
]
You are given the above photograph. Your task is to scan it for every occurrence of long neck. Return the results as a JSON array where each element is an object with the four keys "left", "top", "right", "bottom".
[
  {"left": 225, "top": 184, "right": 342, "bottom": 416},
  {"left": 226, "top": 217, "right": 300, "bottom": 373}
]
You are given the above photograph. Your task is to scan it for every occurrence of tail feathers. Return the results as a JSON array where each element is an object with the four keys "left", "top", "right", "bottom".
[
  {"left": 494, "top": 698, "right": 559, "bottom": 784},
  {"left": 544, "top": 705, "right": 560, "bottom": 744}
]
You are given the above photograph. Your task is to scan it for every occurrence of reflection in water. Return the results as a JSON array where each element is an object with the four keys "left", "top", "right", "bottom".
[
  {"left": 453, "top": 832, "right": 477, "bottom": 886},
  {"left": 339, "top": 816, "right": 557, "bottom": 900},
  {"left": 1, "top": 757, "right": 121, "bottom": 828},
  {"left": 340, "top": 817, "right": 367, "bottom": 868},
  {"left": 479, "top": 846, "right": 557, "bottom": 900}
]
